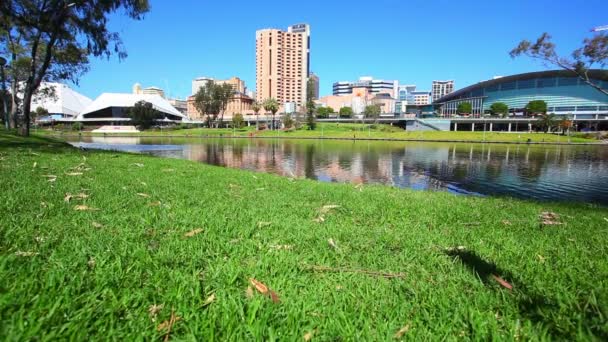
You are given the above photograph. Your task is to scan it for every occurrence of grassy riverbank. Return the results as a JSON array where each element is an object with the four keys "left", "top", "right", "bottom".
[
  {"left": 1, "top": 131, "right": 607, "bottom": 340},
  {"left": 40, "top": 123, "right": 598, "bottom": 143}
]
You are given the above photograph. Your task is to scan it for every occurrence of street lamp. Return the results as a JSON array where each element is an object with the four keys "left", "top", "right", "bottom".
[{"left": 0, "top": 56, "right": 8, "bottom": 130}]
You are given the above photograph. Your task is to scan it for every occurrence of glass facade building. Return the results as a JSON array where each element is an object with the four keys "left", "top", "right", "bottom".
[{"left": 434, "top": 70, "right": 608, "bottom": 117}]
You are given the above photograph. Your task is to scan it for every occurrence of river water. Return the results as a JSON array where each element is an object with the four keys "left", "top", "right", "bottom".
[{"left": 67, "top": 136, "right": 608, "bottom": 205}]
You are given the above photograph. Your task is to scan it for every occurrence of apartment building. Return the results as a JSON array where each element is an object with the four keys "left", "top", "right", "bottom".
[
  {"left": 255, "top": 23, "right": 310, "bottom": 110},
  {"left": 431, "top": 80, "right": 454, "bottom": 102}
]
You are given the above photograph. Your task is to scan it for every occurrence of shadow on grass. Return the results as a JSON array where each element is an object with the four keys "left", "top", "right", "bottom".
[
  {"left": 0, "top": 131, "right": 71, "bottom": 150},
  {"left": 446, "top": 248, "right": 607, "bottom": 339}
]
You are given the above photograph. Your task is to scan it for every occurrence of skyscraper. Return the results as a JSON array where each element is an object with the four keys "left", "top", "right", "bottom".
[
  {"left": 432, "top": 80, "right": 454, "bottom": 102},
  {"left": 256, "top": 23, "right": 310, "bottom": 110}
]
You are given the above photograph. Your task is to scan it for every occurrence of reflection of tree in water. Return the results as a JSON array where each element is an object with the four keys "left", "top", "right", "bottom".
[{"left": 304, "top": 144, "right": 316, "bottom": 180}]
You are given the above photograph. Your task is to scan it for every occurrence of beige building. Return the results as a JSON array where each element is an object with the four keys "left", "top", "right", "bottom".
[
  {"left": 432, "top": 80, "right": 454, "bottom": 102},
  {"left": 133, "top": 83, "right": 165, "bottom": 98},
  {"left": 318, "top": 87, "right": 395, "bottom": 115},
  {"left": 256, "top": 23, "right": 310, "bottom": 111},
  {"left": 192, "top": 76, "right": 246, "bottom": 95},
  {"left": 186, "top": 92, "right": 253, "bottom": 120}
]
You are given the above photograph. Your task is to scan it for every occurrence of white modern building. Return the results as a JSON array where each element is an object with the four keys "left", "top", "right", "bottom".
[
  {"left": 31, "top": 82, "right": 93, "bottom": 120},
  {"left": 431, "top": 80, "right": 454, "bottom": 103},
  {"left": 75, "top": 93, "right": 187, "bottom": 123}
]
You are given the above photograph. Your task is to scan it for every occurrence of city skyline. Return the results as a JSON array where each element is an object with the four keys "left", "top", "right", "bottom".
[{"left": 68, "top": 0, "right": 608, "bottom": 100}]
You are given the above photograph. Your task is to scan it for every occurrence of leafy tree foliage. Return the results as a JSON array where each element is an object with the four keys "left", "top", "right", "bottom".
[
  {"left": 316, "top": 106, "right": 334, "bottom": 118},
  {"left": 525, "top": 100, "right": 547, "bottom": 115},
  {"left": 363, "top": 104, "right": 381, "bottom": 118},
  {"left": 128, "top": 100, "right": 162, "bottom": 129},
  {"left": 232, "top": 113, "right": 244, "bottom": 129},
  {"left": 456, "top": 102, "right": 472, "bottom": 115},
  {"left": 282, "top": 113, "right": 294, "bottom": 129},
  {"left": 510, "top": 32, "right": 608, "bottom": 95},
  {"left": 193, "top": 81, "right": 234, "bottom": 127},
  {"left": 535, "top": 113, "right": 557, "bottom": 133},
  {"left": 489, "top": 102, "right": 509, "bottom": 117},
  {"left": 339, "top": 106, "right": 353, "bottom": 118},
  {"left": 262, "top": 98, "right": 279, "bottom": 130},
  {"left": 251, "top": 101, "right": 261, "bottom": 129},
  {"left": 0, "top": 0, "right": 150, "bottom": 136}
]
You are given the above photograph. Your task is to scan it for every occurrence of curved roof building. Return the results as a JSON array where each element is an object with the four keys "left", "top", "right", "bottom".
[
  {"left": 76, "top": 93, "right": 187, "bottom": 122},
  {"left": 435, "top": 70, "right": 608, "bottom": 117},
  {"left": 31, "top": 83, "right": 93, "bottom": 119}
]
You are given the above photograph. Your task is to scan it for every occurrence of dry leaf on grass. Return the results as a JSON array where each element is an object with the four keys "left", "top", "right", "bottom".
[
  {"left": 328, "top": 238, "right": 338, "bottom": 250},
  {"left": 537, "top": 254, "right": 546, "bottom": 263},
  {"left": 148, "top": 201, "right": 162, "bottom": 207},
  {"left": 320, "top": 204, "right": 340, "bottom": 214},
  {"left": 65, "top": 172, "right": 83, "bottom": 176},
  {"left": 136, "top": 193, "right": 150, "bottom": 198},
  {"left": 92, "top": 221, "right": 103, "bottom": 228},
  {"left": 132, "top": 163, "right": 145, "bottom": 167},
  {"left": 249, "top": 278, "right": 280, "bottom": 303},
  {"left": 304, "top": 329, "right": 318, "bottom": 341},
  {"left": 539, "top": 211, "right": 561, "bottom": 225},
  {"left": 312, "top": 216, "right": 325, "bottom": 223},
  {"left": 394, "top": 324, "right": 411, "bottom": 339},
  {"left": 184, "top": 228, "right": 203, "bottom": 237},
  {"left": 148, "top": 304, "right": 164, "bottom": 321},
  {"left": 203, "top": 293, "right": 215, "bottom": 306},
  {"left": 74, "top": 205, "right": 99, "bottom": 211},
  {"left": 33, "top": 162, "right": 37, "bottom": 168},
  {"left": 15, "top": 251, "right": 39, "bottom": 257},
  {"left": 491, "top": 274, "right": 513, "bottom": 290},
  {"left": 257, "top": 221, "right": 272, "bottom": 228},
  {"left": 64, "top": 192, "right": 89, "bottom": 202},
  {"left": 269, "top": 244, "right": 293, "bottom": 250},
  {"left": 502, "top": 220, "right": 512, "bottom": 225},
  {"left": 87, "top": 257, "right": 96, "bottom": 269},
  {"left": 157, "top": 309, "right": 181, "bottom": 342}
]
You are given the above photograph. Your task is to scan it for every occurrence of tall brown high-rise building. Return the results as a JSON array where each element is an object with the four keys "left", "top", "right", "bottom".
[{"left": 256, "top": 24, "right": 310, "bottom": 110}]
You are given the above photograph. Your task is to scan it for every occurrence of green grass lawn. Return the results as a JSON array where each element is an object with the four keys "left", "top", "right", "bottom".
[
  {"left": 1, "top": 132, "right": 607, "bottom": 340},
  {"left": 40, "top": 122, "right": 597, "bottom": 143}
]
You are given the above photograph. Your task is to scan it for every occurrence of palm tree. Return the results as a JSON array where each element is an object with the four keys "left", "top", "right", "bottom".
[
  {"left": 252, "top": 101, "right": 261, "bottom": 130},
  {"left": 536, "top": 113, "right": 557, "bottom": 133},
  {"left": 263, "top": 98, "right": 279, "bottom": 130}
]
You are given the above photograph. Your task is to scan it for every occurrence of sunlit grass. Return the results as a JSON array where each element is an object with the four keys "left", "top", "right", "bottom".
[
  {"left": 1, "top": 131, "right": 607, "bottom": 340},
  {"left": 39, "top": 122, "right": 597, "bottom": 143}
]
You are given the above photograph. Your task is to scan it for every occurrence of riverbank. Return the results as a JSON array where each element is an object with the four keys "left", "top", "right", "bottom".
[
  {"left": 38, "top": 123, "right": 601, "bottom": 144},
  {"left": 1, "top": 131, "right": 607, "bottom": 340}
]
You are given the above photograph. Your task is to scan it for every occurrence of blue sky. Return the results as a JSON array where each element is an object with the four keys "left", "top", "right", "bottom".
[{"left": 73, "top": 0, "right": 608, "bottom": 100}]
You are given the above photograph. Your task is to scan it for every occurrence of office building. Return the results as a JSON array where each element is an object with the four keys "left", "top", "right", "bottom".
[
  {"left": 434, "top": 70, "right": 608, "bottom": 117},
  {"left": 255, "top": 23, "right": 310, "bottom": 110},
  {"left": 332, "top": 77, "right": 398, "bottom": 98},
  {"left": 168, "top": 99, "right": 188, "bottom": 114},
  {"left": 412, "top": 91, "right": 431, "bottom": 105},
  {"left": 432, "top": 80, "right": 454, "bottom": 102},
  {"left": 318, "top": 87, "right": 395, "bottom": 115}
]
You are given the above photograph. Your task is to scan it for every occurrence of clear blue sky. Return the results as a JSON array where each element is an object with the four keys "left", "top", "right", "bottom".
[{"left": 73, "top": 0, "right": 608, "bottom": 100}]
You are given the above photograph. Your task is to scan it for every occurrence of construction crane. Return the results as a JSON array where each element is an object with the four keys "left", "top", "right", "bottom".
[{"left": 591, "top": 25, "right": 608, "bottom": 32}]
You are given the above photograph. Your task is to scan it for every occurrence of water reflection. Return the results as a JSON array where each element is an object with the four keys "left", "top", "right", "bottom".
[{"left": 69, "top": 137, "right": 608, "bottom": 205}]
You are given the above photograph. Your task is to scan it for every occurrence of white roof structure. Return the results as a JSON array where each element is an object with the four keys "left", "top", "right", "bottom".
[
  {"left": 76, "top": 93, "right": 187, "bottom": 121},
  {"left": 31, "top": 83, "right": 93, "bottom": 117}
]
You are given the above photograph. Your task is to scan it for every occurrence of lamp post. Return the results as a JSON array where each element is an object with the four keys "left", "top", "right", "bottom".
[{"left": 0, "top": 56, "right": 8, "bottom": 130}]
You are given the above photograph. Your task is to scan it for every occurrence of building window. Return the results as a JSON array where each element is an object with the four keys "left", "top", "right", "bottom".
[
  {"left": 558, "top": 77, "right": 578, "bottom": 86},
  {"left": 518, "top": 79, "right": 536, "bottom": 89},
  {"left": 537, "top": 78, "right": 556, "bottom": 88},
  {"left": 555, "top": 106, "right": 575, "bottom": 112}
]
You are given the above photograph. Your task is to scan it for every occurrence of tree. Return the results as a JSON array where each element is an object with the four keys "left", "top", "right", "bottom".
[
  {"left": 510, "top": 32, "right": 608, "bottom": 96},
  {"left": 1, "top": 0, "right": 150, "bottom": 136},
  {"left": 31, "top": 106, "right": 48, "bottom": 123},
  {"left": 316, "top": 106, "right": 333, "bottom": 118},
  {"left": 363, "top": 104, "right": 381, "bottom": 119},
  {"left": 558, "top": 116, "right": 573, "bottom": 135},
  {"left": 193, "top": 80, "right": 226, "bottom": 127},
  {"left": 232, "top": 113, "right": 244, "bottom": 129},
  {"left": 128, "top": 100, "right": 162, "bottom": 129},
  {"left": 262, "top": 98, "right": 279, "bottom": 130},
  {"left": 489, "top": 102, "right": 509, "bottom": 117},
  {"left": 282, "top": 113, "right": 294, "bottom": 129},
  {"left": 251, "top": 101, "right": 261, "bottom": 130},
  {"left": 456, "top": 102, "right": 472, "bottom": 115},
  {"left": 216, "top": 83, "right": 234, "bottom": 127},
  {"left": 525, "top": 100, "right": 547, "bottom": 116},
  {"left": 535, "top": 113, "right": 556, "bottom": 133},
  {"left": 306, "top": 77, "right": 316, "bottom": 130},
  {"left": 339, "top": 106, "right": 353, "bottom": 118}
]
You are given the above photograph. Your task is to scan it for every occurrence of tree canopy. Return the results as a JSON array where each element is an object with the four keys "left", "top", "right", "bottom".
[
  {"left": 128, "top": 100, "right": 162, "bottom": 129},
  {"left": 363, "top": 104, "right": 381, "bottom": 118},
  {"left": 0, "top": 0, "right": 150, "bottom": 135},
  {"left": 316, "top": 106, "right": 334, "bottom": 118},
  {"left": 339, "top": 106, "right": 353, "bottom": 118},
  {"left": 306, "top": 78, "right": 316, "bottom": 130},
  {"left": 456, "top": 102, "right": 472, "bottom": 115},
  {"left": 489, "top": 102, "right": 509, "bottom": 116},
  {"left": 193, "top": 81, "right": 233, "bottom": 127},
  {"left": 510, "top": 32, "right": 608, "bottom": 96},
  {"left": 525, "top": 100, "right": 547, "bottom": 115}
]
